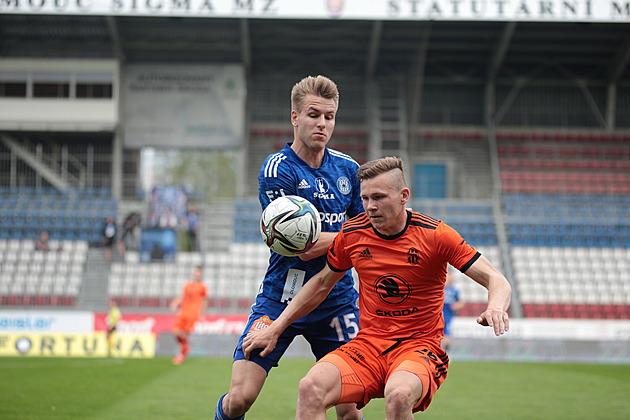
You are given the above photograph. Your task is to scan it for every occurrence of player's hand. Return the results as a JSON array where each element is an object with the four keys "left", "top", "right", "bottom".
[
  {"left": 242, "top": 326, "right": 280, "bottom": 360},
  {"left": 476, "top": 308, "right": 509, "bottom": 336}
]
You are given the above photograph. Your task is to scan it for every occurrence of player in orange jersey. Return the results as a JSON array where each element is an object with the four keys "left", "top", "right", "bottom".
[
  {"left": 170, "top": 265, "right": 208, "bottom": 365},
  {"left": 243, "top": 156, "right": 511, "bottom": 419}
]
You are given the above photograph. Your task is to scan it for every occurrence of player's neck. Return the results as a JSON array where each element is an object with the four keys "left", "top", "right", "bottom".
[{"left": 291, "top": 141, "right": 324, "bottom": 168}]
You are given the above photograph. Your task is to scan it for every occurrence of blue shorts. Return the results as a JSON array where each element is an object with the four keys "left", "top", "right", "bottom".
[
  {"left": 443, "top": 315, "right": 453, "bottom": 337},
  {"left": 234, "top": 296, "right": 360, "bottom": 372}
]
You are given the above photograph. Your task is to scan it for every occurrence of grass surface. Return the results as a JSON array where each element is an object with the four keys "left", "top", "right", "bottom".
[{"left": 1, "top": 357, "right": 629, "bottom": 419}]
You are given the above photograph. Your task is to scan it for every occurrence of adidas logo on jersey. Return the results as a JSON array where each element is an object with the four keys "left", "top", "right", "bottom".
[
  {"left": 359, "top": 248, "right": 372, "bottom": 258},
  {"left": 298, "top": 179, "right": 311, "bottom": 189}
]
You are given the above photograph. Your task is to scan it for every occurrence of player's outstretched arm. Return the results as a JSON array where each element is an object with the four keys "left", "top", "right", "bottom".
[
  {"left": 243, "top": 265, "right": 343, "bottom": 358},
  {"left": 463, "top": 255, "right": 511, "bottom": 336},
  {"left": 299, "top": 231, "right": 337, "bottom": 261}
]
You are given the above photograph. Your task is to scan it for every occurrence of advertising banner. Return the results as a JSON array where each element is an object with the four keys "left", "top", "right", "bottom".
[
  {"left": 0, "top": 0, "right": 628, "bottom": 22},
  {"left": 0, "top": 332, "right": 155, "bottom": 358},
  {"left": 94, "top": 312, "right": 248, "bottom": 335},
  {"left": 452, "top": 317, "right": 630, "bottom": 341},
  {"left": 0, "top": 310, "right": 93, "bottom": 333}
]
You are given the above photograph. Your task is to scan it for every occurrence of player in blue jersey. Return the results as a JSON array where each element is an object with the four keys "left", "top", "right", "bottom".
[
  {"left": 215, "top": 75, "right": 364, "bottom": 420},
  {"left": 442, "top": 268, "right": 464, "bottom": 351}
]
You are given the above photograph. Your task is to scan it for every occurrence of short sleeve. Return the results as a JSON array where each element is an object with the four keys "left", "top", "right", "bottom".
[
  {"left": 435, "top": 222, "right": 479, "bottom": 272},
  {"left": 326, "top": 229, "right": 353, "bottom": 272}
]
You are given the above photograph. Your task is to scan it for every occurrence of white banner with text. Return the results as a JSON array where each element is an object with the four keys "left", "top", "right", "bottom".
[{"left": 0, "top": 0, "right": 628, "bottom": 22}]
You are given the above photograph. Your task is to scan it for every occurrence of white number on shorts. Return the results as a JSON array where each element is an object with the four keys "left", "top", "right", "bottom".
[{"left": 329, "top": 313, "right": 359, "bottom": 341}]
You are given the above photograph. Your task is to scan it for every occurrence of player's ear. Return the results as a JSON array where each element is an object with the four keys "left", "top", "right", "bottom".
[
  {"left": 401, "top": 188, "right": 410, "bottom": 205},
  {"left": 291, "top": 110, "right": 298, "bottom": 126}
]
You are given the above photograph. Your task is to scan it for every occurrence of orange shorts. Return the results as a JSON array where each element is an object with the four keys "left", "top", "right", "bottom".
[
  {"left": 173, "top": 314, "right": 197, "bottom": 334},
  {"left": 318, "top": 332, "right": 448, "bottom": 413}
]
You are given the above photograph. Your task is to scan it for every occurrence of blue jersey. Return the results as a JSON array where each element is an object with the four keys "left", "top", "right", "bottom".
[
  {"left": 258, "top": 142, "right": 363, "bottom": 309},
  {"left": 443, "top": 285, "right": 460, "bottom": 322}
]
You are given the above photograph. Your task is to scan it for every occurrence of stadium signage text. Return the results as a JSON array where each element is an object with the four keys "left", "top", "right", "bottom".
[
  {"left": 0, "top": 0, "right": 628, "bottom": 21},
  {"left": 0, "top": 310, "right": 93, "bottom": 333},
  {"left": 94, "top": 312, "right": 249, "bottom": 335},
  {"left": 0, "top": 333, "right": 156, "bottom": 358}
]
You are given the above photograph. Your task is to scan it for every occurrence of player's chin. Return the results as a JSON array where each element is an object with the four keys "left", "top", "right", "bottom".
[
  {"left": 369, "top": 216, "right": 383, "bottom": 225},
  {"left": 311, "top": 134, "right": 329, "bottom": 143}
]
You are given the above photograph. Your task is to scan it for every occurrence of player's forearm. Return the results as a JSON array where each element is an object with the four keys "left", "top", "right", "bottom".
[
  {"left": 299, "top": 231, "right": 336, "bottom": 260},
  {"left": 271, "top": 272, "right": 334, "bottom": 333},
  {"left": 486, "top": 275, "right": 511, "bottom": 312}
]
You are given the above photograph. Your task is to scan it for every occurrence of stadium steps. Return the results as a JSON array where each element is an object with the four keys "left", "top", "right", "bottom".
[
  {"left": 74, "top": 248, "right": 112, "bottom": 311},
  {"left": 195, "top": 201, "right": 235, "bottom": 252}
]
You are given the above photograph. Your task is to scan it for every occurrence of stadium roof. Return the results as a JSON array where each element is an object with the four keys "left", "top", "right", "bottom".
[{"left": 1, "top": 16, "right": 629, "bottom": 84}]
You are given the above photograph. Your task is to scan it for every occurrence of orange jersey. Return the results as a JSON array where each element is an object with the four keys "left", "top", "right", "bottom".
[
  {"left": 327, "top": 210, "right": 479, "bottom": 341},
  {"left": 179, "top": 281, "right": 207, "bottom": 318}
]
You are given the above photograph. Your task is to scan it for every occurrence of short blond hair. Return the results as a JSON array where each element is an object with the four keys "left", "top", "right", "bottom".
[
  {"left": 357, "top": 156, "right": 407, "bottom": 189},
  {"left": 291, "top": 75, "right": 339, "bottom": 112}
]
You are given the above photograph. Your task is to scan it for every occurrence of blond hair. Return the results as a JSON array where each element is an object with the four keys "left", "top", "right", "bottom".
[
  {"left": 357, "top": 156, "right": 407, "bottom": 189},
  {"left": 291, "top": 75, "right": 339, "bottom": 112}
]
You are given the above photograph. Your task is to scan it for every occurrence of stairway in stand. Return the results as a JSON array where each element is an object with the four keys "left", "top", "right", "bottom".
[{"left": 74, "top": 247, "right": 114, "bottom": 312}]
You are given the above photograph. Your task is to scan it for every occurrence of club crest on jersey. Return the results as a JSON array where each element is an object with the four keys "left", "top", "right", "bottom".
[
  {"left": 336, "top": 176, "right": 351, "bottom": 195},
  {"left": 407, "top": 248, "right": 420, "bottom": 265},
  {"left": 313, "top": 177, "right": 335, "bottom": 199},
  {"left": 249, "top": 315, "right": 273, "bottom": 332},
  {"left": 374, "top": 274, "right": 411, "bottom": 305}
]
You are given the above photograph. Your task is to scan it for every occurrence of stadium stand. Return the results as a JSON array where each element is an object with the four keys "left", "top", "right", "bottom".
[
  {"left": 0, "top": 238, "right": 88, "bottom": 306},
  {"left": 1, "top": 17, "right": 629, "bottom": 322},
  {"left": 497, "top": 131, "right": 630, "bottom": 195},
  {"left": 497, "top": 131, "right": 630, "bottom": 319},
  {"left": 413, "top": 199, "right": 498, "bottom": 246},
  {"left": 513, "top": 246, "right": 630, "bottom": 319},
  {"left": 0, "top": 186, "right": 117, "bottom": 243},
  {"left": 1, "top": 129, "right": 629, "bottom": 321},
  {"left": 107, "top": 245, "right": 266, "bottom": 311}
]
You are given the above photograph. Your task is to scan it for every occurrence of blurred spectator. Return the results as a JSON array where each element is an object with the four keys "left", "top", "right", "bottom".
[
  {"left": 34, "top": 230, "right": 51, "bottom": 251},
  {"left": 118, "top": 212, "right": 141, "bottom": 256},
  {"left": 159, "top": 209, "right": 178, "bottom": 229},
  {"left": 442, "top": 269, "right": 465, "bottom": 351},
  {"left": 147, "top": 210, "right": 159, "bottom": 228},
  {"left": 102, "top": 217, "right": 118, "bottom": 261},
  {"left": 185, "top": 206, "right": 201, "bottom": 252},
  {"left": 35, "top": 230, "right": 63, "bottom": 252}
]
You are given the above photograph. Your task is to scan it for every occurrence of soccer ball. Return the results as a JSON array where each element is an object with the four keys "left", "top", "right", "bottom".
[{"left": 260, "top": 195, "right": 321, "bottom": 257}]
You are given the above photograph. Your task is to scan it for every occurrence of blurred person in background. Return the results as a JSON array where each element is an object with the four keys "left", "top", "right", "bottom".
[
  {"left": 185, "top": 206, "right": 201, "bottom": 252},
  {"left": 34, "top": 230, "right": 51, "bottom": 251},
  {"left": 118, "top": 212, "right": 141, "bottom": 256},
  {"left": 442, "top": 268, "right": 465, "bottom": 351},
  {"left": 170, "top": 265, "right": 207, "bottom": 365},
  {"left": 102, "top": 217, "right": 118, "bottom": 260},
  {"left": 159, "top": 209, "right": 178, "bottom": 229},
  {"left": 106, "top": 299, "right": 121, "bottom": 357}
]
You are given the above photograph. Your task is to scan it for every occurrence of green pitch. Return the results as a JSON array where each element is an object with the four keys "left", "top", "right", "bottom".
[{"left": 1, "top": 357, "right": 629, "bottom": 419}]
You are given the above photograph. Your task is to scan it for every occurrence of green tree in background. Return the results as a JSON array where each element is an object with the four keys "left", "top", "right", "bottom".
[{"left": 152, "top": 149, "right": 239, "bottom": 200}]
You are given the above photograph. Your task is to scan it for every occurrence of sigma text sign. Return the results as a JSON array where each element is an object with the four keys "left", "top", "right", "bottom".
[{"left": 0, "top": 0, "right": 628, "bottom": 22}]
